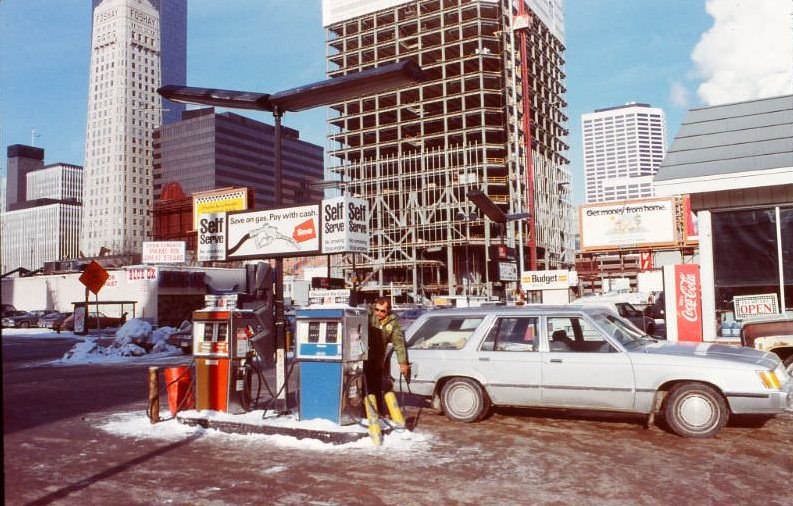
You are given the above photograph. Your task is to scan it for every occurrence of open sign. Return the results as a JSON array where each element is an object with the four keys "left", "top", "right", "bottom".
[{"left": 734, "top": 294, "right": 780, "bottom": 320}]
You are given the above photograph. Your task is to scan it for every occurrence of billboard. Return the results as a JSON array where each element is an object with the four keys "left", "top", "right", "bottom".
[
  {"left": 683, "top": 195, "right": 699, "bottom": 245},
  {"left": 193, "top": 188, "right": 249, "bottom": 230},
  {"left": 197, "top": 212, "right": 226, "bottom": 262},
  {"left": 321, "top": 196, "right": 370, "bottom": 254},
  {"left": 579, "top": 197, "right": 677, "bottom": 251},
  {"left": 226, "top": 205, "right": 321, "bottom": 260}
]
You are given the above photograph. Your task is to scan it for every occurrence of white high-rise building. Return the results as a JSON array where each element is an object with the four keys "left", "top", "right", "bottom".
[
  {"left": 582, "top": 103, "right": 667, "bottom": 203},
  {"left": 81, "top": 0, "right": 161, "bottom": 256},
  {"left": 1, "top": 163, "right": 83, "bottom": 273},
  {"left": 27, "top": 163, "right": 83, "bottom": 202}
]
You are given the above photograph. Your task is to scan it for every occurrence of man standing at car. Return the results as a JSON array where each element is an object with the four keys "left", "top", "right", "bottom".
[{"left": 366, "top": 297, "right": 409, "bottom": 413}]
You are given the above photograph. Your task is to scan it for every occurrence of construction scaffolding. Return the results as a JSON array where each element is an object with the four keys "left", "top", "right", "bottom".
[{"left": 324, "top": 0, "right": 573, "bottom": 301}]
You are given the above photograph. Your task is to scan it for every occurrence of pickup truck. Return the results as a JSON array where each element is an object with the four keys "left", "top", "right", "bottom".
[{"left": 741, "top": 314, "right": 793, "bottom": 374}]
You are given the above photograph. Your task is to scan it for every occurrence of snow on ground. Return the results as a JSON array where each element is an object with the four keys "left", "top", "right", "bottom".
[
  {"left": 1, "top": 327, "right": 85, "bottom": 340},
  {"left": 2, "top": 322, "right": 184, "bottom": 365},
  {"left": 98, "top": 410, "right": 434, "bottom": 453}
]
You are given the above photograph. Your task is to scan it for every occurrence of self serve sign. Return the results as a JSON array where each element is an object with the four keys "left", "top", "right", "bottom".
[{"left": 321, "top": 196, "right": 370, "bottom": 254}]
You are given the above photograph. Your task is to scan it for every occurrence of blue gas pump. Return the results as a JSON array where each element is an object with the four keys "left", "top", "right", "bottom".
[{"left": 295, "top": 307, "right": 368, "bottom": 425}]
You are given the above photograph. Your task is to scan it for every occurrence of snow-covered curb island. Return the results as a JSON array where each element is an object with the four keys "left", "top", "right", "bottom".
[{"left": 98, "top": 410, "right": 434, "bottom": 452}]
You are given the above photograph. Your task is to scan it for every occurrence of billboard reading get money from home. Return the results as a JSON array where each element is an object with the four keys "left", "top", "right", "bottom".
[{"left": 579, "top": 197, "right": 676, "bottom": 251}]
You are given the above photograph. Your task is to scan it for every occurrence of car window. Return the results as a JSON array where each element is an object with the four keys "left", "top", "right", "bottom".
[
  {"left": 547, "top": 316, "right": 613, "bottom": 353},
  {"left": 480, "top": 317, "right": 538, "bottom": 352},
  {"left": 409, "top": 316, "right": 484, "bottom": 350},
  {"left": 591, "top": 312, "right": 647, "bottom": 347}
]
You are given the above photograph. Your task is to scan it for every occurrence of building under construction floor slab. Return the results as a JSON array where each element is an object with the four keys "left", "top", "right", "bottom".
[{"left": 322, "top": 0, "right": 573, "bottom": 302}]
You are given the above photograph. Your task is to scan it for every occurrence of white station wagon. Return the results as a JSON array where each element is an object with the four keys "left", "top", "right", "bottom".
[{"left": 389, "top": 305, "right": 793, "bottom": 438}]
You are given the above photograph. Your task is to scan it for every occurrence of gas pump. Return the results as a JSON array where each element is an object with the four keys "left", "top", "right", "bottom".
[
  {"left": 295, "top": 307, "right": 368, "bottom": 425},
  {"left": 192, "top": 307, "right": 261, "bottom": 414}
]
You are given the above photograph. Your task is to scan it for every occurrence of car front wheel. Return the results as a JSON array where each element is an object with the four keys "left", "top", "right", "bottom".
[
  {"left": 440, "top": 377, "right": 490, "bottom": 423},
  {"left": 20, "top": 322, "right": 30, "bottom": 328},
  {"left": 663, "top": 382, "right": 728, "bottom": 438}
]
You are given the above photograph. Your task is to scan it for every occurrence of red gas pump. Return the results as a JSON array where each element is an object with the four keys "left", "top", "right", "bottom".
[{"left": 192, "top": 308, "right": 261, "bottom": 414}]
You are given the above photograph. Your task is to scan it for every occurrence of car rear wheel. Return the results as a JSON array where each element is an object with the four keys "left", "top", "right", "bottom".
[
  {"left": 663, "top": 382, "right": 728, "bottom": 438},
  {"left": 440, "top": 377, "right": 490, "bottom": 423},
  {"left": 20, "top": 322, "right": 30, "bottom": 328}
]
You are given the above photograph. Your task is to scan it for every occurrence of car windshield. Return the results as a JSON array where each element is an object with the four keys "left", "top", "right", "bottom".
[{"left": 591, "top": 311, "right": 652, "bottom": 348}]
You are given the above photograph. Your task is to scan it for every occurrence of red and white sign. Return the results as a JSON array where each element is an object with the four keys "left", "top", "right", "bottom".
[
  {"left": 127, "top": 267, "right": 158, "bottom": 282},
  {"left": 142, "top": 241, "right": 185, "bottom": 264},
  {"left": 640, "top": 252, "right": 653, "bottom": 271},
  {"left": 674, "top": 264, "right": 702, "bottom": 342},
  {"left": 292, "top": 219, "right": 317, "bottom": 243},
  {"left": 733, "top": 294, "right": 780, "bottom": 320}
]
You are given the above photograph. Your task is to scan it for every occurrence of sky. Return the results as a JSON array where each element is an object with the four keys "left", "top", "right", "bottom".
[{"left": 0, "top": 0, "right": 791, "bottom": 205}]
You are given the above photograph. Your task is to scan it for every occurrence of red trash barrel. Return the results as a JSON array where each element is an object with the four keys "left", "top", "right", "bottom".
[{"left": 164, "top": 366, "right": 195, "bottom": 416}]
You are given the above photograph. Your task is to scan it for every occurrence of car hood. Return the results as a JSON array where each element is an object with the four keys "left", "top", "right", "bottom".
[{"left": 638, "top": 341, "right": 779, "bottom": 368}]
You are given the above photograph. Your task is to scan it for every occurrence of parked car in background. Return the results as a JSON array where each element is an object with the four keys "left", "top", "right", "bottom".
[
  {"left": 2, "top": 310, "right": 57, "bottom": 328},
  {"left": 2, "top": 310, "right": 28, "bottom": 326},
  {"left": 395, "top": 307, "right": 432, "bottom": 330},
  {"left": 60, "top": 311, "right": 125, "bottom": 331},
  {"left": 391, "top": 305, "right": 792, "bottom": 438},
  {"left": 2, "top": 304, "right": 18, "bottom": 318},
  {"left": 166, "top": 320, "right": 194, "bottom": 354},
  {"left": 37, "top": 311, "right": 73, "bottom": 329},
  {"left": 741, "top": 314, "right": 793, "bottom": 374},
  {"left": 574, "top": 297, "right": 658, "bottom": 336}
]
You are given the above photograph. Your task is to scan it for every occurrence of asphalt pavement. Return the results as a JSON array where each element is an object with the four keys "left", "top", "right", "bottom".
[{"left": 3, "top": 332, "right": 793, "bottom": 505}]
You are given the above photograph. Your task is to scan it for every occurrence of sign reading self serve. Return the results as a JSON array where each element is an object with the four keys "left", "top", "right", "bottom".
[{"left": 321, "top": 196, "right": 370, "bottom": 254}]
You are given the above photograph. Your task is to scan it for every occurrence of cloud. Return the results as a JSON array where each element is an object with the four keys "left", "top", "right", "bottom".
[
  {"left": 692, "top": 0, "right": 793, "bottom": 105},
  {"left": 669, "top": 81, "right": 691, "bottom": 108}
]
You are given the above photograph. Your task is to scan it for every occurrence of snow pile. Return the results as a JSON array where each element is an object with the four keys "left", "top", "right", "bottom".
[
  {"left": 114, "top": 318, "right": 152, "bottom": 346},
  {"left": 57, "top": 318, "right": 181, "bottom": 364}
]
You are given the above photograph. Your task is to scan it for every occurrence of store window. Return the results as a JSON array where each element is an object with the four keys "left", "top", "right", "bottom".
[{"left": 713, "top": 207, "right": 792, "bottom": 314}]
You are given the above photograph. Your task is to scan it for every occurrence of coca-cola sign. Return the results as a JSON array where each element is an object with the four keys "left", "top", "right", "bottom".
[{"left": 674, "top": 264, "right": 702, "bottom": 342}]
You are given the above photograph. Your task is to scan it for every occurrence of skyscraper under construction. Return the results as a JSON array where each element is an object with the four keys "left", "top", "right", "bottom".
[{"left": 322, "top": 0, "right": 573, "bottom": 302}]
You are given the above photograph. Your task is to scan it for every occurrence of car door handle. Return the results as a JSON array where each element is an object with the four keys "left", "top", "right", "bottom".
[
  {"left": 549, "top": 358, "right": 563, "bottom": 363},
  {"left": 478, "top": 357, "right": 490, "bottom": 361}
]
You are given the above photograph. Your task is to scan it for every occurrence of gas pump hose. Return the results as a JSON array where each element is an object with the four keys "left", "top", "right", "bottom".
[{"left": 259, "top": 355, "right": 299, "bottom": 417}]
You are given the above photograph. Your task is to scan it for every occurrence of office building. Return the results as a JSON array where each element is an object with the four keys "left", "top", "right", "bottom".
[
  {"left": 92, "top": 0, "right": 186, "bottom": 124},
  {"left": 153, "top": 108, "right": 324, "bottom": 208},
  {"left": 323, "top": 0, "right": 573, "bottom": 300},
  {"left": 1, "top": 156, "right": 83, "bottom": 274},
  {"left": 5, "top": 144, "right": 44, "bottom": 211},
  {"left": 582, "top": 103, "right": 667, "bottom": 203},
  {"left": 82, "top": 0, "right": 163, "bottom": 256}
]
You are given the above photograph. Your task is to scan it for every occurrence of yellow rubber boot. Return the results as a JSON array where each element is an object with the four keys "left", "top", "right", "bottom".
[
  {"left": 384, "top": 391, "right": 406, "bottom": 427},
  {"left": 364, "top": 394, "right": 382, "bottom": 446}
]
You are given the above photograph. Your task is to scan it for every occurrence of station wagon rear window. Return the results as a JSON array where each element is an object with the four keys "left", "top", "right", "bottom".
[{"left": 409, "top": 316, "right": 484, "bottom": 350}]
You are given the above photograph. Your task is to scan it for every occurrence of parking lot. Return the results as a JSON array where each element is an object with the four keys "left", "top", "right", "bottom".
[{"left": 4, "top": 333, "right": 793, "bottom": 505}]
